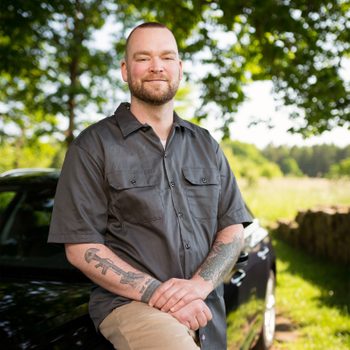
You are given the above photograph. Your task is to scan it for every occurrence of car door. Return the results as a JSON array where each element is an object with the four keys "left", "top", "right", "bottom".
[
  {"left": 224, "top": 219, "right": 272, "bottom": 349},
  {"left": 0, "top": 183, "right": 113, "bottom": 349}
]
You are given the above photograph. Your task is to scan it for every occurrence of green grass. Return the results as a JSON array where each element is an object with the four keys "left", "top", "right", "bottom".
[
  {"left": 240, "top": 177, "right": 350, "bottom": 225},
  {"left": 273, "top": 238, "right": 350, "bottom": 349},
  {"left": 236, "top": 177, "right": 350, "bottom": 349}
]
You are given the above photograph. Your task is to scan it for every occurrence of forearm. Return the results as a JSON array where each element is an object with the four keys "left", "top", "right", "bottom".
[
  {"left": 65, "top": 243, "right": 160, "bottom": 303},
  {"left": 192, "top": 224, "right": 244, "bottom": 294},
  {"left": 149, "top": 224, "right": 244, "bottom": 312}
]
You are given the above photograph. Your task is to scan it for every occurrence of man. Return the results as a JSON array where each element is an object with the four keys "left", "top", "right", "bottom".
[{"left": 49, "top": 22, "right": 252, "bottom": 350}]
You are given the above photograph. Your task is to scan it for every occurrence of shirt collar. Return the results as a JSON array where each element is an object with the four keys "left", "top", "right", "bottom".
[
  {"left": 173, "top": 112, "right": 196, "bottom": 133},
  {"left": 114, "top": 102, "right": 196, "bottom": 138}
]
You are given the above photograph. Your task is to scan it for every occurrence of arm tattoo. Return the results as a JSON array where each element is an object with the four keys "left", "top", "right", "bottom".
[
  {"left": 198, "top": 234, "right": 242, "bottom": 287},
  {"left": 85, "top": 248, "right": 145, "bottom": 289},
  {"left": 140, "top": 278, "right": 161, "bottom": 303}
]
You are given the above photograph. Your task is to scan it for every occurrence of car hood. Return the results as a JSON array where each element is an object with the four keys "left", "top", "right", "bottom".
[{"left": 0, "top": 278, "right": 91, "bottom": 349}]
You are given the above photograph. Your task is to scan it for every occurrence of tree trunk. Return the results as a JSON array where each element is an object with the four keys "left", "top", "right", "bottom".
[{"left": 65, "top": 0, "right": 81, "bottom": 146}]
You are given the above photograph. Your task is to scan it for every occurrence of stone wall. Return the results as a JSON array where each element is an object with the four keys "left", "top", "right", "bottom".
[{"left": 275, "top": 206, "right": 350, "bottom": 265}]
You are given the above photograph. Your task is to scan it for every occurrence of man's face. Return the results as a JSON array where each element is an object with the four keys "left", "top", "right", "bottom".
[{"left": 121, "top": 27, "right": 182, "bottom": 106}]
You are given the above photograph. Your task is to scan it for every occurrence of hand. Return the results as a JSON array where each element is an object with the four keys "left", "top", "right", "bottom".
[
  {"left": 169, "top": 299, "right": 213, "bottom": 331},
  {"left": 148, "top": 277, "right": 212, "bottom": 313}
]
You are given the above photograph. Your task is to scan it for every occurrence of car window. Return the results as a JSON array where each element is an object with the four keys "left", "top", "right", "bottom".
[
  {"left": 0, "top": 191, "right": 16, "bottom": 226},
  {"left": 0, "top": 186, "right": 63, "bottom": 267}
]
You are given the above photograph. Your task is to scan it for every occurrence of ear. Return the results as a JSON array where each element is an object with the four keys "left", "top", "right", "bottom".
[
  {"left": 179, "top": 59, "right": 183, "bottom": 81},
  {"left": 121, "top": 59, "right": 128, "bottom": 82}
]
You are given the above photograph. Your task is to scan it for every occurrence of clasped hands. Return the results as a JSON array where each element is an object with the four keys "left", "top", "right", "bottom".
[{"left": 148, "top": 277, "right": 213, "bottom": 331}]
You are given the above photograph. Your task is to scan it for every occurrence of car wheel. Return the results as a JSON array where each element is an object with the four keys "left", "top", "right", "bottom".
[{"left": 254, "top": 270, "right": 276, "bottom": 349}]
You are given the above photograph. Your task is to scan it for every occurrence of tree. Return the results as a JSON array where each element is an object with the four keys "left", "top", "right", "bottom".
[
  {"left": 1, "top": 0, "right": 349, "bottom": 149},
  {"left": 327, "top": 158, "right": 350, "bottom": 178},
  {"left": 0, "top": 0, "right": 116, "bottom": 146},
  {"left": 222, "top": 140, "right": 282, "bottom": 184},
  {"left": 127, "top": 0, "right": 350, "bottom": 137},
  {"left": 263, "top": 143, "right": 350, "bottom": 177}
]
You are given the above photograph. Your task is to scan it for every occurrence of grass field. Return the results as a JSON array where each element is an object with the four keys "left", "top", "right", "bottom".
[
  {"left": 237, "top": 177, "right": 350, "bottom": 349},
  {"left": 273, "top": 238, "right": 350, "bottom": 349},
  {"left": 240, "top": 177, "right": 350, "bottom": 225}
]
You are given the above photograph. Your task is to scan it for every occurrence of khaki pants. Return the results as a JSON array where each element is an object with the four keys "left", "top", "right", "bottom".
[{"left": 99, "top": 301, "right": 200, "bottom": 350}]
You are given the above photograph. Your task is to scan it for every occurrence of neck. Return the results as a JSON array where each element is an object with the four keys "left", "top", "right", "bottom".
[{"left": 130, "top": 98, "right": 174, "bottom": 140}]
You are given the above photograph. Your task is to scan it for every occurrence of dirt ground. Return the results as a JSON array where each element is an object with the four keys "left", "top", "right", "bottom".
[{"left": 270, "top": 312, "right": 299, "bottom": 349}]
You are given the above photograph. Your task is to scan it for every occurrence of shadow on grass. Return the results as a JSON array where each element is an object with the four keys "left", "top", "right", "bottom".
[{"left": 272, "top": 236, "right": 350, "bottom": 315}]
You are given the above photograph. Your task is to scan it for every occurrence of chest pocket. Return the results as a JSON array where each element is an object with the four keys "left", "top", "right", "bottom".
[
  {"left": 182, "top": 167, "right": 220, "bottom": 219},
  {"left": 108, "top": 170, "right": 164, "bottom": 224}
]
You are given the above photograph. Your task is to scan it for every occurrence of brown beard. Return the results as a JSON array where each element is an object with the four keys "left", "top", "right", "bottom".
[{"left": 127, "top": 75, "right": 180, "bottom": 106}]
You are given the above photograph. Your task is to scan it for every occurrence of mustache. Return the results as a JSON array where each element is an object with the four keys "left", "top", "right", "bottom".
[{"left": 143, "top": 75, "right": 168, "bottom": 81}]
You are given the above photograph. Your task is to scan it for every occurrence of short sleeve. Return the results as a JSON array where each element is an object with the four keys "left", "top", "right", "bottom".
[
  {"left": 48, "top": 142, "right": 108, "bottom": 244},
  {"left": 216, "top": 146, "right": 252, "bottom": 231}
]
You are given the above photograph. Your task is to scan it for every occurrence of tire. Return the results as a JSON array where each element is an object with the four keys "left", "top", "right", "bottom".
[{"left": 254, "top": 270, "right": 276, "bottom": 350}]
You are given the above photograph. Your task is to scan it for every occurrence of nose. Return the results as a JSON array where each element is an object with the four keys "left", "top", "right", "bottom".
[{"left": 149, "top": 57, "right": 164, "bottom": 73}]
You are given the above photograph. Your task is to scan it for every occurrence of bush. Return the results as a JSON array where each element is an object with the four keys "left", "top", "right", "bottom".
[
  {"left": 221, "top": 140, "right": 282, "bottom": 184},
  {"left": 327, "top": 158, "right": 350, "bottom": 179}
]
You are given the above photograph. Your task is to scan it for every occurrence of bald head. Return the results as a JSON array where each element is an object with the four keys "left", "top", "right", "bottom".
[{"left": 125, "top": 22, "right": 179, "bottom": 61}]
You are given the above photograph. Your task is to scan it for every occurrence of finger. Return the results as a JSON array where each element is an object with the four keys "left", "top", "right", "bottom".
[
  {"left": 154, "top": 280, "right": 191, "bottom": 310},
  {"left": 202, "top": 306, "right": 213, "bottom": 321},
  {"left": 169, "top": 298, "right": 186, "bottom": 313},
  {"left": 169, "top": 293, "right": 198, "bottom": 313},
  {"left": 153, "top": 287, "right": 181, "bottom": 309},
  {"left": 161, "top": 289, "right": 188, "bottom": 312},
  {"left": 148, "top": 280, "right": 174, "bottom": 307},
  {"left": 189, "top": 317, "right": 200, "bottom": 331},
  {"left": 196, "top": 310, "right": 208, "bottom": 328}
]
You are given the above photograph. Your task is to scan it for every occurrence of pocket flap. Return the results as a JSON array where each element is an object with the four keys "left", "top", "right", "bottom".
[
  {"left": 182, "top": 167, "right": 219, "bottom": 185},
  {"left": 108, "top": 170, "right": 158, "bottom": 190}
]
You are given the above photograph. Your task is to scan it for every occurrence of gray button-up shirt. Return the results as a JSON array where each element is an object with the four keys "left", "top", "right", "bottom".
[{"left": 48, "top": 102, "right": 252, "bottom": 349}]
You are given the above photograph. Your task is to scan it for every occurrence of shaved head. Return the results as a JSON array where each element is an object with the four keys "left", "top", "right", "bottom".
[{"left": 125, "top": 22, "right": 177, "bottom": 60}]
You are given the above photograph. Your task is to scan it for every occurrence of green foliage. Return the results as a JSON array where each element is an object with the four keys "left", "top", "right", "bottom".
[
  {"left": 280, "top": 157, "right": 303, "bottom": 176},
  {"left": 263, "top": 143, "right": 350, "bottom": 177},
  {"left": 1, "top": 0, "right": 349, "bottom": 148},
  {"left": 0, "top": 0, "right": 115, "bottom": 145},
  {"left": 327, "top": 158, "right": 350, "bottom": 178},
  {"left": 0, "top": 140, "right": 64, "bottom": 173},
  {"left": 222, "top": 140, "right": 282, "bottom": 184}
]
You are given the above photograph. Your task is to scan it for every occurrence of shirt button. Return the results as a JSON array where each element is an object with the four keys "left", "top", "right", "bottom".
[
  {"left": 201, "top": 177, "right": 207, "bottom": 183},
  {"left": 177, "top": 211, "right": 183, "bottom": 218},
  {"left": 170, "top": 181, "right": 175, "bottom": 187},
  {"left": 164, "top": 152, "right": 168, "bottom": 158},
  {"left": 130, "top": 179, "right": 136, "bottom": 185},
  {"left": 185, "top": 243, "right": 191, "bottom": 249}
]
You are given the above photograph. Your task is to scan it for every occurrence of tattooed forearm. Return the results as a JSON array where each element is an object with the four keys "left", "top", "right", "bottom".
[
  {"left": 198, "top": 232, "right": 243, "bottom": 287},
  {"left": 140, "top": 278, "right": 161, "bottom": 303},
  {"left": 84, "top": 248, "right": 145, "bottom": 289}
]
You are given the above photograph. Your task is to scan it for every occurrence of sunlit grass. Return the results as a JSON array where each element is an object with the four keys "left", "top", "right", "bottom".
[
  {"left": 232, "top": 177, "right": 350, "bottom": 349},
  {"left": 240, "top": 177, "right": 350, "bottom": 225},
  {"left": 273, "top": 238, "right": 350, "bottom": 350}
]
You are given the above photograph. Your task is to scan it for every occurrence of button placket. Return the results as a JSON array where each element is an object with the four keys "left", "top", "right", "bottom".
[{"left": 184, "top": 240, "right": 191, "bottom": 250}]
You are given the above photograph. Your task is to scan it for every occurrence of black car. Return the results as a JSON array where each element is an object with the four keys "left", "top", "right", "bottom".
[{"left": 0, "top": 169, "right": 276, "bottom": 349}]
